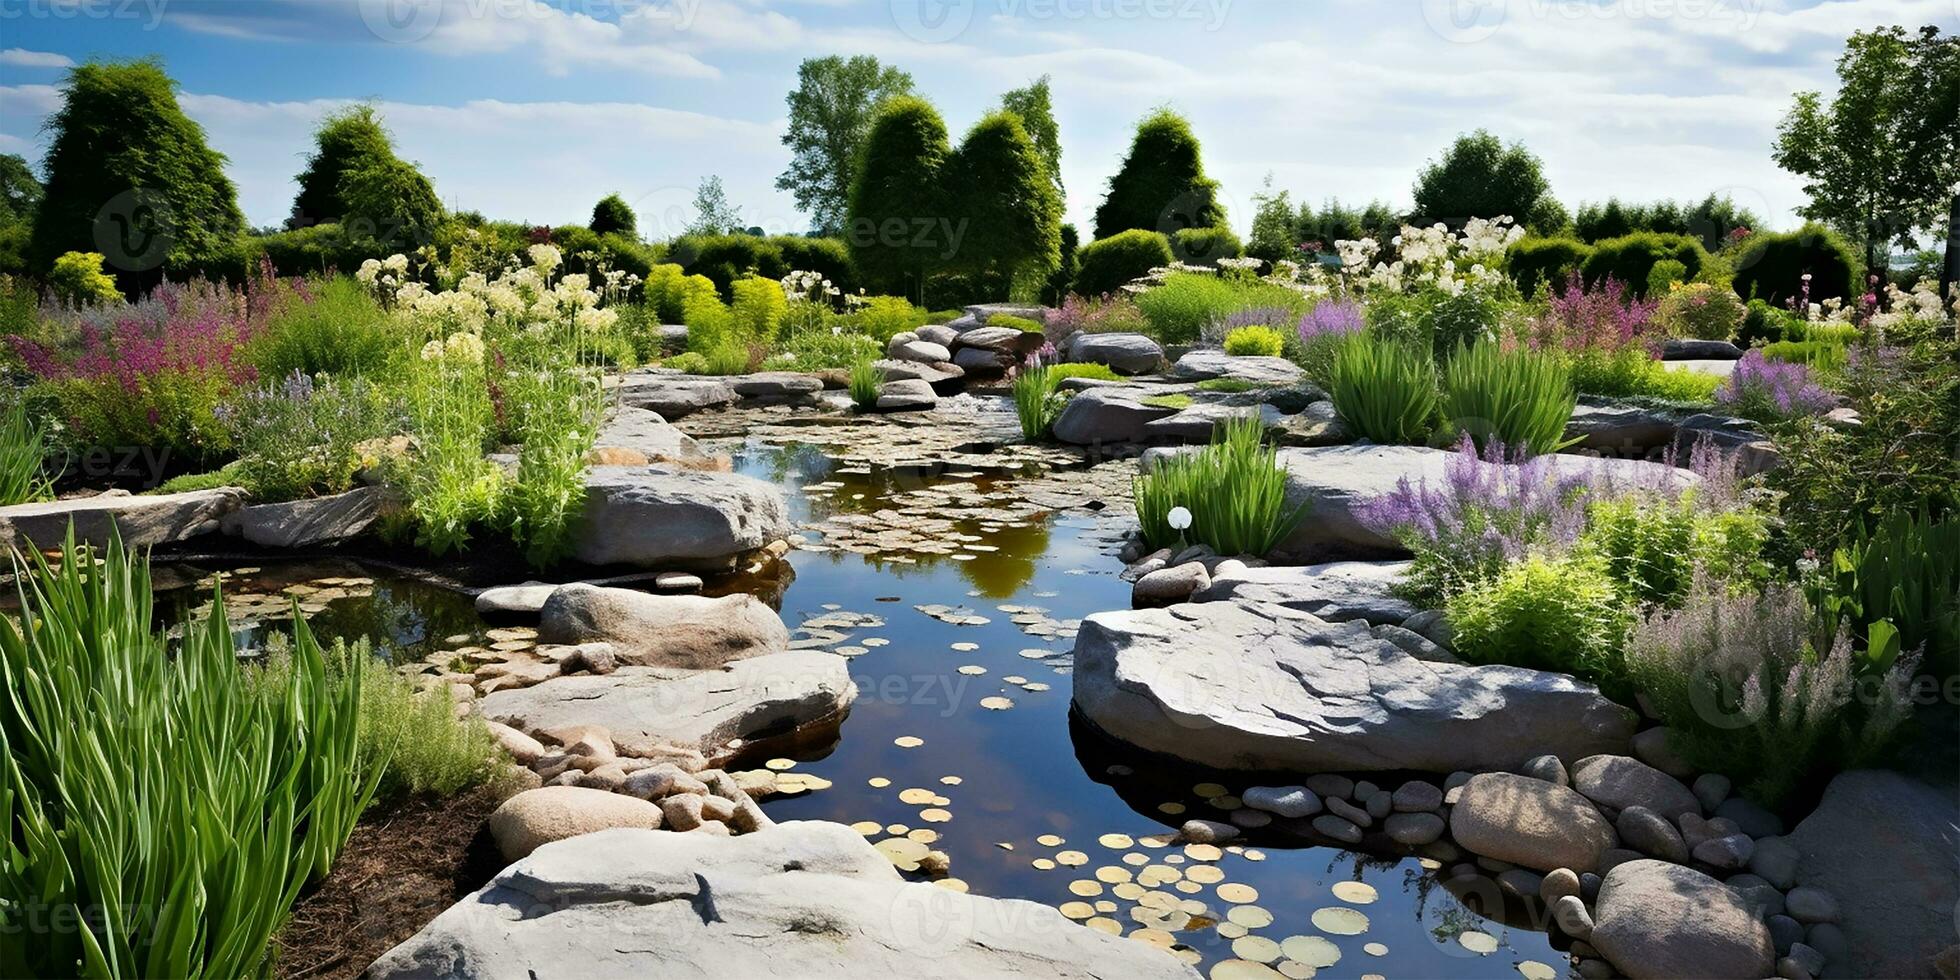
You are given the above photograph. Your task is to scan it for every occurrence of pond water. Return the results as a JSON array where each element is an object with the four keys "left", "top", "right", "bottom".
[{"left": 158, "top": 431, "right": 1571, "bottom": 980}]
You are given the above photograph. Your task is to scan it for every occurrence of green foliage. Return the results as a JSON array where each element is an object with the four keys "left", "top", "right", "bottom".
[
  {"left": 1194, "top": 378, "right": 1273, "bottom": 394},
  {"left": 1246, "top": 180, "right": 1297, "bottom": 265},
  {"left": 48, "top": 251, "right": 122, "bottom": 305},
  {"left": 1574, "top": 194, "right": 1763, "bottom": 251},
  {"left": 1141, "top": 394, "right": 1192, "bottom": 410},
  {"left": 338, "top": 155, "right": 444, "bottom": 251},
  {"left": 1810, "top": 510, "right": 1960, "bottom": 680},
  {"left": 149, "top": 460, "right": 248, "bottom": 495},
  {"left": 1507, "top": 236, "right": 1593, "bottom": 296},
  {"left": 1362, "top": 285, "right": 1510, "bottom": 360},
  {"left": 664, "top": 235, "right": 855, "bottom": 301},
  {"left": 1328, "top": 332, "right": 1438, "bottom": 445},
  {"left": 999, "top": 75, "right": 1063, "bottom": 198},
  {"left": 1657, "top": 282, "right": 1746, "bottom": 340},
  {"left": 729, "top": 275, "right": 789, "bottom": 343},
  {"left": 853, "top": 294, "right": 926, "bottom": 341},
  {"left": 292, "top": 104, "right": 396, "bottom": 227},
  {"left": 1133, "top": 415, "right": 1306, "bottom": 558},
  {"left": 250, "top": 275, "right": 401, "bottom": 379},
  {"left": 1738, "top": 298, "right": 1802, "bottom": 346},
  {"left": 1760, "top": 339, "right": 1849, "bottom": 372},
  {"left": 1579, "top": 493, "right": 1769, "bottom": 608},
  {"left": 1223, "top": 325, "right": 1285, "bottom": 357},
  {"left": 768, "top": 328, "right": 879, "bottom": 371},
  {"left": 846, "top": 95, "right": 953, "bottom": 298},
  {"left": 1565, "top": 347, "right": 1723, "bottom": 404},
  {"left": 701, "top": 343, "right": 751, "bottom": 376},
  {"left": 0, "top": 152, "right": 43, "bottom": 227},
  {"left": 1448, "top": 553, "right": 1635, "bottom": 680},
  {"left": 664, "top": 351, "right": 708, "bottom": 374},
  {"left": 1093, "top": 109, "right": 1224, "bottom": 240},
  {"left": 1581, "top": 232, "right": 1709, "bottom": 297},
  {"left": 0, "top": 399, "right": 51, "bottom": 505},
  {"left": 686, "top": 176, "right": 741, "bottom": 236},
  {"left": 946, "top": 110, "right": 1062, "bottom": 286},
  {"left": 1411, "top": 129, "right": 1554, "bottom": 227},
  {"left": 1645, "top": 258, "right": 1688, "bottom": 296},
  {"left": 1439, "top": 341, "right": 1576, "bottom": 455},
  {"left": 228, "top": 373, "right": 396, "bottom": 502},
  {"left": 1627, "top": 583, "right": 1916, "bottom": 808},
  {"left": 644, "top": 265, "right": 719, "bottom": 323},
  {"left": 0, "top": 533, "right": 379, "bottom": 979},
  {"left": 1072, "top": 229, "right": 1172, "bottom": 297},
  {"left": 849, "top": 357, "right": 882, "bottom": 409},
  {"left": 1042, "top": 223, "right": 1080, "bottom": 304},
  {"left": 1171, "top": 226, "right": 1243, "bottom": 267},
  {"left": 1044, "top": 362, "right": 1120, "bottom": 383},
  {"left": 777, "top": 55, "right": 916, "bottom": 234},
  {"left": 1729, "top": 223, "right": 1861, "bottom": 307},
  {"left": 1013, "top": 364, "right": 1065, "bottom": 440},
  {"left": 31, "top": 59, "right": 245, "bottom": 287},
  {"left": 589, "top": 193, "right": 637, "bottom": 237},
  {"left": 399, "top": 354, "right": 501, "bottom": 556},
  {"left": 1134, "top": 272, "right": 1305, "bottom": 347}
]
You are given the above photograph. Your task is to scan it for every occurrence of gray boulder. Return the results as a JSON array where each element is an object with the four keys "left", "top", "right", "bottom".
[
  {"left": 616, "top": 373, "right": 739, "bottom": 418},
  {"left": 220, "top": 485, "right": 390, "bottom": 548},
  {"left": 1590, "top": 859, "right": 1774, "bottom": 979},
  {"left": 573, "top": 467, "right": 788, "bottom": 568},
  {"left": 593, "top": 406, "right": 710, "bottom": 463},
  {"left": 538, "top": 583, "right": 789, "bottom": 669},
  {"left": 1785, "top": 770, "right": 1958, "bottom": 978},
  {"left": 0, "top": 486, "right": 244, "bottom": 551},
  {"left": 1167, "top": 350, "right": 1304, "bottom": 386},
  {"left": 888, "top": 339, "right": 951, "bottom": 364},
  {"left": 1449, "top": 772, "right": 1619, "bottom": 873},
  {"left": 1142, "top": 403, "right": 1282, "bottom": 442},
  {"left": 916, "top": 324, "right": 959, "bottom": 348},
  {"left": 1068, "top": 332, "right": 1164, "bottom": 375},
  {"left": 475, "top": 582, "right": 560, "bottom": 615},
  {"left": 953, "top": 324, "right": 1045, "bottom": 354},
  {"left": 1070, "top": 600, "right": 1635, "bottom": 774},
  {"left": 953, "top": 346, "right": 1014, "bottom": 375},
  {"left": 729, "top": 372, "right": 824, "bottom": 402},
  {"left": 369, "top": 822, "right": 1198, "bottom": 980},
  {"left": 874, "top": 378, "right": 936, "bottom": 412},
  {"left": 1571, "top": 754, "right": 1702, "bottom": 820},
  {"left": 480, "top": 652, "right": 855, "bottom": 766},
  {"left": 1052, "top": 387, "right": 1181, "bottom": 445},
  {"left": 1194, "top": 559, "right": 1417, "bottom": 625},
  {"left": 486, "top": 786, "right": 665, "bottom": 861},
  {"left": 1662, "top": 338, "right": 1744, "bottom": 360},
  {"left": 874, "top": 358, "right": 964, "bottom": 387},
  {"left": 965, "top": 302, "right": 1048, "bottom": 326},
  {"left": 1272, "top": 399, "right": 1352, "bottom": 447}
]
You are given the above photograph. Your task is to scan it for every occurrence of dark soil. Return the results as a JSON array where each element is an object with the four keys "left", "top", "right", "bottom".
[{"left": 275, "top": 786, "right": 508, "bottom": 980}]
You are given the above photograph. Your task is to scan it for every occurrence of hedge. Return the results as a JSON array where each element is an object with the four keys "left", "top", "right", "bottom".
[
  {"left": 1729, "top": 223, "right": 1859, "bottom": 308},
  {"left": 1580, "top": 232, "right": 1709, "bottom": 298},
  {"left": 1072, "top": 229, "right": 1172, "bottom": 297},
  {"left": 1506, "top": 236, "right": 1593, "bottom": 297},
  {"left": 664, "top": 233, "right": 855, "bottom": 299},
  {"left": 1171, "top": 226, "right": 1243, "bottom": 267}
]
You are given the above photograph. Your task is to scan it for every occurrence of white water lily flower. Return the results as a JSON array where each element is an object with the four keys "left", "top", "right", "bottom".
[{"left": 1167, "top": 506, "right": 1193, "bottom": 531}]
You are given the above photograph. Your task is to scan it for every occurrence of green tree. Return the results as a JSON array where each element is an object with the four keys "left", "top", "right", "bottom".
[
  {"left": 590, "top": 193, "right": 637, "bottom": 237},
  {"left": 291, "top": 103, "right": 395, "bottom": 228},
  {"left": 776, "top": 55, "right": 915, "bottom": 235},
  {"left": 1043, "top": 222, "right": 1080, "bottom": 304},
  {"left": 1774, "top": 26, "right": 1960, "bottom": 272},
  {"left": 1246, "top": 174, "right": 1296, "bottom": 264},
  {"left": 30, "top": 59, "right": 244, "bottom": 283},
  {"left": 338, "top": 156, "right": 443, "bottom": 249},
  {"left": 999, "top": 75, "right": 1062, "bottom": 198},
  {"left": 688, "top": 176, "right": 742, "bottom": 237},
  {"left": 1093, "top": 108, "right": 1224, "bottom": 240},
  {"left": 845, "top": 95, "right": 952, "bottom": 299},
  {"left": 1411, "top": 129, "right": 1553, "bottom": 228},
  {"left": 946, "top": 110, "right": 1061, "bottom": 288},
  {"left": 0, "top": 154, "right": 43, "bottom": 225}
]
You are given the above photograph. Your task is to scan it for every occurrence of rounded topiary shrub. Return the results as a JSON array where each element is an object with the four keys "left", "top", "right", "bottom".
[
  {"left": 1223, "top": 325, "right": 1284, "bottom": 357},
  {"left": 1072, "top": 229, "right": 1173, "bottom": 297},
  {"left": 1171, "top": 226, "right": 1243, "bottom": 267},
  {"left": 1729, "top": 223, "right": 1859, "bottom": 308},
  {"left": 1658, "top": 283, "right": 1746, "bottom": 341},
  {"left": 1581, "top": 232, "right": 1709, "bottom": 297},
  {"left": 1506, "top": 236, "right": 1592, "bottom": 297}
]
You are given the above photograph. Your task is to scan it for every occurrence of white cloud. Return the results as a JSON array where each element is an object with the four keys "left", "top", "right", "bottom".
[{"left": 0, "top": 49, "right": 75, "bottom": 69}]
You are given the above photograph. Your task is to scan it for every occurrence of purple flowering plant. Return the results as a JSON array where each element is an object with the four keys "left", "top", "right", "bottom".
[{"left": 1714, "top": 350, "right": 1835, "bottom": 423}]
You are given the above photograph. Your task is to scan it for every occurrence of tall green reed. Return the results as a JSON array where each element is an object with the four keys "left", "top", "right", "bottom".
[
  {"left": 1439, "top": 340, "right": 1579, "bottom": 455},
  {"left": 1134, "top": 414, "right": 1306, "bottom": 557},
  {"left": 1328, "top": 331, "right": 1439, "bottom": 445}
]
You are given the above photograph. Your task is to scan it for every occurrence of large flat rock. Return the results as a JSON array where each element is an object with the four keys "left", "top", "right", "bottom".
[
  {"left": 1071, "top": 600, "right": 1635, "bottom": 773},
  {"left": 616, "top": 372, "right": 739, "bottom": 418},
  {"left": 219, "top": 485, "right": 390, "bottom": 549},
  {"left": 1167, "top": 350, "right": 1304, "bottom": 386},
  {"left": 593, "top": 405, "right": 711, "bottom": 463},
  {"left": 368, "top": 822, "right": 1199, "bottom": 980},
  {"left": 1194, "top": 560, "right": 1417, "bottom": 625},
  {"left": 1067, "top": 332, "right": 1164, "bottom": 375},
  {"left": 1141, "top": 402, "right": 1283, "bottom": 442},
  {"left": 538, "top": 583, "right": 788, "bottom": 669},
  {"left": 1591, "top": 859, "right": 1774, "bottom": 979},
  {"left": 1052, "top": 386, "right": 1180, "bottom": 445},
  {"left": 479, "top": 651, "right": 855, "bottom": 766},
  {"left": 1785, "top": 770, "right": 1959, "bottom": 978},
  {"left": 0, "top": 486, "right": 244, "bottom": 551},
  {"left": 573, "top": 466, "right": 789, "bottom": 568}
]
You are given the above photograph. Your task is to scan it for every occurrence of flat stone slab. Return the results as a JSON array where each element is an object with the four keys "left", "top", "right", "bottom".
[
  {"left": 1668, "top": 359, "right": 1738, "bottom": 377},
  {"left": 1141, "top": 403, "right": 1282, "bottom": 442},
  {"left": 728, "top": 372, "right": 824, "bottom": 399},
  {"left": 220, "top": 485, "right": 389, "bottom": 549},
  {"left": 616, "top": 372, "right": 739, "bottom": 418},
  {"left": 369, "top": 822, "right": 1199, "bottom": 980},
  {"left": 479, "top": 651, "right": 856, "bottom": 765},
  {"left": 1052, "top": 386, "right": 1181, "bottom": 445},
  {"left": 1167, "top": 350, "right": 1304, "bottom": 386},
  {"left": 1068, "top": 332, "right": 1164, "bottom": 375},
  {"left": 593, "top": 406, "right": 710, "bottom": 463},
  {"left": 1661, "top": 338, "right": 1743, "bottom": 360},
  {"left": 573, "top": 466, "right": 789, "bottom": 568},
  {"left": 1194, "top": 560, "right": 1418, "bottom": 625},
  {"left": 1071, "top": 599, "right": 1635, "bottom": 773},
  {"left": 0, "top": 486, "right": 245, "bottom": 551}
]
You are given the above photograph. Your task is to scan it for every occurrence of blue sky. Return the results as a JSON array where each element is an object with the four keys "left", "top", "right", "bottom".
[{"left": 2, "top": 0, "right": 1953, "bottom": 236}]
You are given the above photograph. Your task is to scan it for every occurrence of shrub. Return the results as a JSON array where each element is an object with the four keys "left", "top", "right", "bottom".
[
  {"left": 1013, "top": 364, "right": 1064, "bottom": 440},
  {"left": 1626, "top": 583, "right": 1916, "bottom": 807},
  {"left": 1657, "top": 282, "right": 1746, "bottom": 341},
  {"left": 250, "top": 274, "right": 400, "bottom": 379},
  {"left": 848, "top": 357, "right": 881, "bottom": 409},
  {"left": 1172, "top": 226, "right": 1243, "bottom": 266},
  {"left": 1223, "top": 325, "right": 1285, "bottom": 357},
  {"left": 1133, "top": 415, "right": 1305, "bottom": 557},
  {"left": 337, "top": 155, "right": 444, "bottom": 251},
  {"left": 1759, "top": 339, "right": 1849, "bottom": 374},
  {"left": 854, "top": 294, "right": 926, "bottom": 341},
  {"left": 1134, "top": 271, "right": 1236, "bottom": 345},
  {"left": 1047, "top": 292, "right": 1149, "bottom": 348},
  {"left": 1327, "top": 332, "right": 1437, "bottom": 445},
  {"left": 1810, "top": 510, "right": 1960, "bottom": 682},
  {"left": 729, "top": 275, "right": 788, "bottom": 343},
  {"left": 701, "top": 343, "right": 751, "bottom": 375},
  {"left": 590, "top": 193, "right": 637, "bottom": 237},
  {"left": 1072, "top": 229, "right": 1172, "bottom": 297},
  {"left": 1093, "top": 108, "right": 1224, "bottom": 239},
  {"left": 1507, "top": 237, "right": 1593, "bottom": 296},
  {"left": 1565, "top": 347, "right": 1723, "bottom": 403},
  {"left": 644, "top": 265, "right": 716, "bottom": 323},
  {"left": 846, "top": 96, "right": 953, "bottom": 297},
  {"left": 1737, "top": 297, "right": 1801, "bottom": 346},
  {"left": 1645, "top": 258, "right": 1688, "bottom": 297},
  {"left": 399, "top": 350, "right": 501, "bottom": 556},
  {"left": 1714, "top": 350, "right": 1835, "bottom": 423},
  {"left": 1044, "top": 362, "right": 1120, "bottom": 382},
  {"left": 0, "top": 534, "right": 378, "bottom": 979},
  {"left": 1521, "top": 272, "right": 1664, "bottom": 355},
  {"left": 0, "top": 399, "right": 51, "bottom": 505},
  {"left": 1579, "top": 493, "right": 1769, "bottom": 608},
  {"left": 1581, "top": 232, "right": 1709, "bottom": 298},
  {"left": 1439, "top": 340, "right": 1576, "bottom": 454},
  {"left": 1448, "top": 553, "right": 1636, "bottom": 681},
  {"left": 49, "top": 251, "right": 122, "bottom": 305},
  {"left": 1730, "top": 223, "right": 1859, "bottom": 308},
  {"left": 228, "top": 372, "right": 397, "bottom": 501},
  {"left": 768, "top": 329, "right": 880, "bottom": 371},
  {"left": 664, "top": 351, "right": 708, "bottom": 374}
]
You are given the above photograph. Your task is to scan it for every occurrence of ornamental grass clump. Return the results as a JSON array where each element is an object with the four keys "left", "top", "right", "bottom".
[
  {"left": 1715, "top": 350, "right": 1835, "bottom": 423},
  {"left": 1327, "top": 331, "right": 1437, "bottom": 445},
  {"left": 1013, "top": 363, "right": 1064, "bottom": 440},
  {"left": 1439, "top": 340, "right": 1578, "bottom": 455},
  {"left": 0, "top": 400, "right": 51, "bottom": 505},
  {"left": 0, "top": 532, "right": 381, "bottom": 979},
  {"left": 848, "top": 357, "right": 882, "bottom": 410},
  {"left": 1133, "top": 415, "right": 1305, "bottom": 557}
]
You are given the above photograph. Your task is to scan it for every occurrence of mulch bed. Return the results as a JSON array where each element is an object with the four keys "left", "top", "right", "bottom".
[{"left": 275, "top": 786, "right": 508, "bottom": 980}]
